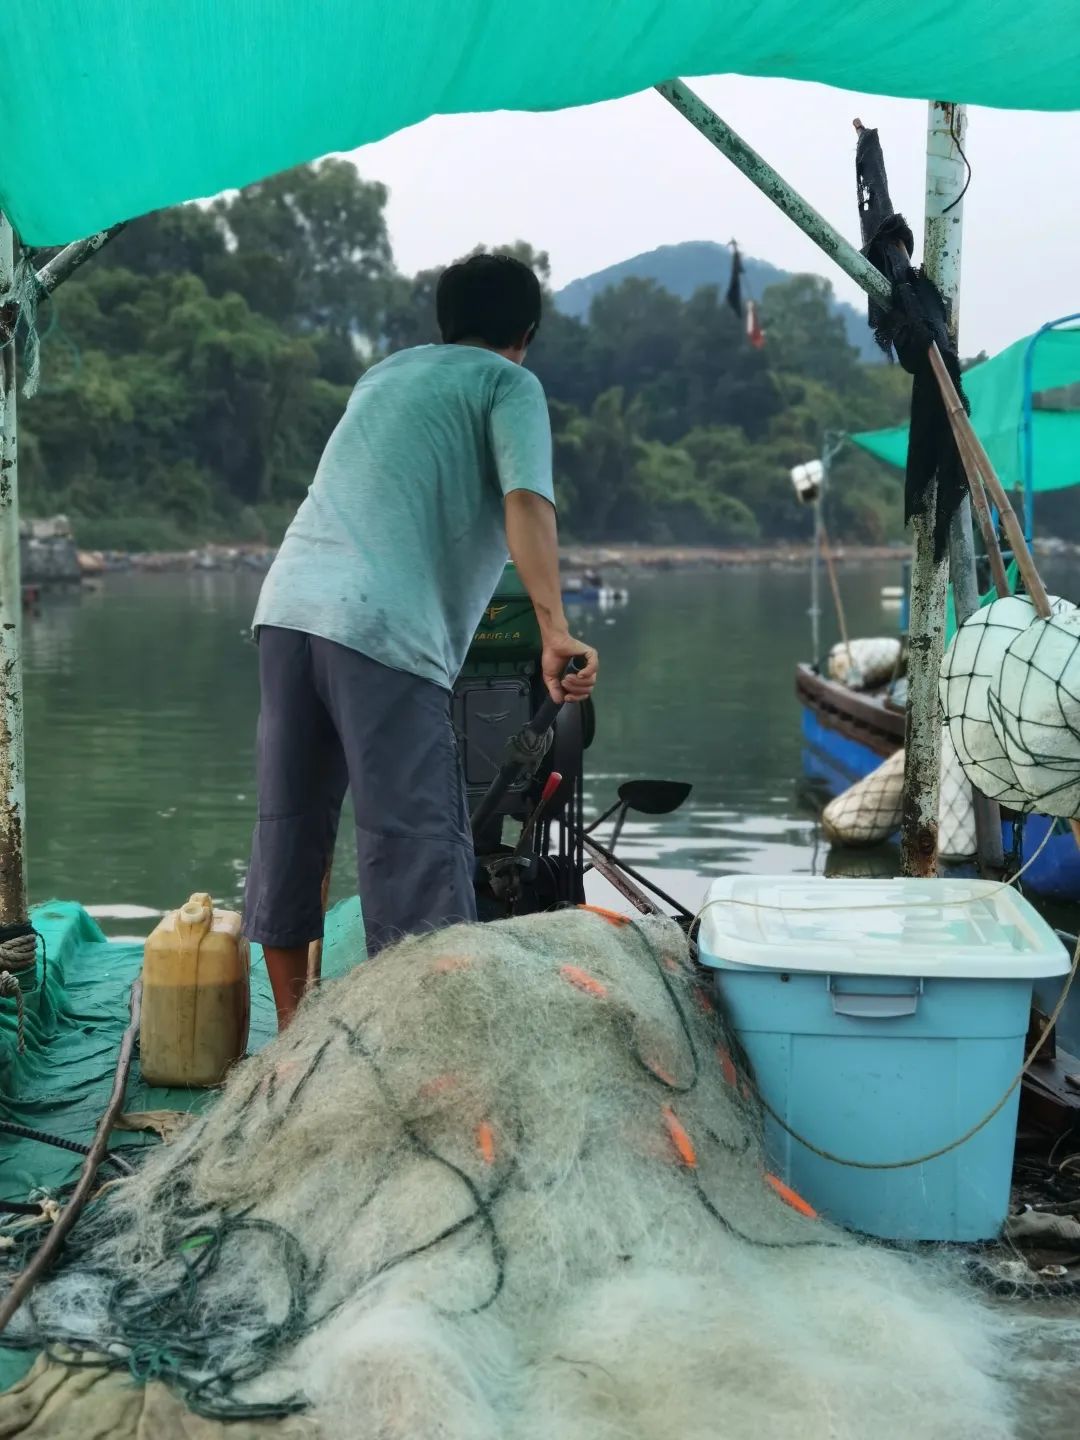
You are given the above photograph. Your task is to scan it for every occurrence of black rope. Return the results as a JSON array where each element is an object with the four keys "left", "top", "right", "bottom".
[
  {"left": 0, "top": 1120, "right": 134, "bottom": 1175},
  {"left": 856, "top": 125, "right": 969, "bottom": 558},
  {"left": 942, "top": 111, "right": 972, "bottom": 214},
  {"left": 0, "top": 924, "right": 46, "bottom": 987}
]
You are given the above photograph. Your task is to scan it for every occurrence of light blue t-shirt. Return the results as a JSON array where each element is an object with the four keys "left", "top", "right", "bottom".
[{"left": 254, "top": 344, "right": 554, "bottom": 688}]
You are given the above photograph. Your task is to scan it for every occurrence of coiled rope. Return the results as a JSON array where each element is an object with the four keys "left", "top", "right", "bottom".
[{"left": 0, "top": 923, "right": 45, "bottom": 1058}]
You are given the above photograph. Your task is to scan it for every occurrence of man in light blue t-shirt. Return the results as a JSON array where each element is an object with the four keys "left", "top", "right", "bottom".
[{"left": 244, "top": 254, "right": 598, "bottom": 1028}]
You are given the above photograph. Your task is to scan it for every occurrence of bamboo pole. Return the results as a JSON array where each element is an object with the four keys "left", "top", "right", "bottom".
[
  {"left": 817, "top": 519, "right": 851, "bottom": 654},
  {"left": 0, "top": 216, "right": 28, "bottom": 927},
  {"left": 926, "top": 343, "right": 1080, "bottom": 853},
  {"left": 927, "top": 345, "right": 1052, "bottom": 616},
  {"left": 960, "top": 455, "right": 1011, "bottom": 598}
]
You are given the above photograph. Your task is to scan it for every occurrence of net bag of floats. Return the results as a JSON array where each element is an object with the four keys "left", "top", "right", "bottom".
[
  {"left": 0, "top": 909, "right": 1043, "bottom": 1440},
  {"left": 822, "top": 730, "right": 975, "bottom": 860},
  {"left": 942, "top": 596, "right": 1080, "bottom": 816}
]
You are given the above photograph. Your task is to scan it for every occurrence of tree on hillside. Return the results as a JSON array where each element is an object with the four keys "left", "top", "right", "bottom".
[
  {"left": 213, "top": 160, "right": 395, "bottom": 340},
  {"left": 17, "top": 172, "right": 975, "bottom": 551},
  {"left": 760, "top": 275, "right": 860, "bottom": 391}
]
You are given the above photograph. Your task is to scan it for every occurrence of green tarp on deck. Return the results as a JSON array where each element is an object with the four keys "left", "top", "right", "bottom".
[
  {"left": 6, "top": 2, "right": 1080, "bottom": 245},
  {"left": 0, "top": 899, "right": 365, "bottom": 1393},
  {"left": 851, "top": 326, "right": 1080, "bottom": 496}
]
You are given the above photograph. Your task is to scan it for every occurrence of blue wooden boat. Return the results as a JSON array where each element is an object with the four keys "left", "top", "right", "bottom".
[{"left": 796, "top": 660, "right": 1080, "bottom": 901}]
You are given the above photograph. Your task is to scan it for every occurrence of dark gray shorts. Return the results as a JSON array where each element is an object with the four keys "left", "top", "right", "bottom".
[{"left": 243, "top": 626, "right": 476, "bottom": 955}]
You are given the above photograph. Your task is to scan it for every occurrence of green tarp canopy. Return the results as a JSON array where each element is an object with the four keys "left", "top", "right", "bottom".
[
  {"left": 5, "top": 2, "right": 1080, "bottom": 245},
  {"left": 851, "top": 326, "right": 1080, "bottom": 497}
]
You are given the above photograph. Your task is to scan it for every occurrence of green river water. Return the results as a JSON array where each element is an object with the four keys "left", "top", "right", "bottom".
[{"left": 21, "top": 558, "right": 1080, "bottom": 931}]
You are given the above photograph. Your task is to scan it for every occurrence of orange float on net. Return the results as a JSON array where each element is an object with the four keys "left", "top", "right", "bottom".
[
  {"left": 431, "top": 954, "right": 471, "bottom": 974},
  {"left": 418, "top": 1073, "right": 458, "bottom": 1100},
  {"left": 476, "top": 1121, "right": 497, "bottom": 1166},
  {"left": 577, "top": 904, "right": 630, "bottom": 928},
  {"left": 644, "top": 1059, "right": 678, "bottom": 1087},
  {"left": 559, "top": 964, "right": 609, "bottom": 999},
  {"left": 661, "top": 1105, "right": 698, "bottom": 1168},
  {"left": 765, "top": 1172, "right": 819, "bottom": 1220},
  {"left": 716, "top": 1045, "right": 738, "bottom": 1088}
]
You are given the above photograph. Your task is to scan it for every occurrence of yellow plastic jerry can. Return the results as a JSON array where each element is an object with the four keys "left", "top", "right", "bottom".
[{"left": 140, "top": 893, "right": 250, "bottom": 1087}]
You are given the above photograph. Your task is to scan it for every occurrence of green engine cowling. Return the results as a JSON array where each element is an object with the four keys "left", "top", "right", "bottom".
[
  {"left": 468, "top": 561, "right": 542, "bottom": 662},
  {"left": 453, "top": 563, "right": 592, "bottom": 879}
]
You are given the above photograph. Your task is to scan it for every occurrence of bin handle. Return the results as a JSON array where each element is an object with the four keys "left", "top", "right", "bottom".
[{"left": 827, "top": 976, "right": 922, "bottom": 1019}]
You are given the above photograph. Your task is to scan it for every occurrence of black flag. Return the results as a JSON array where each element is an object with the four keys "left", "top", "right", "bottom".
[
  {"left": 855, "top": 124, "right": 967, "bottom": 560},
  {"left": 726, "top": 243, "right": 744, "bottom": 319}
]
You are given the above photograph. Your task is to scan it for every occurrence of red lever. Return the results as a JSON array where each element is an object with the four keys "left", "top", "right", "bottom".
[{"left": 540, "top": 771, "right": 563, "bottom": 805}]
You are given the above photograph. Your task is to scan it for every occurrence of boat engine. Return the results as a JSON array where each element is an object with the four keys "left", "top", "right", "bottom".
[{"left": 453, "top": 564, "right": 594, "bottom": 920}]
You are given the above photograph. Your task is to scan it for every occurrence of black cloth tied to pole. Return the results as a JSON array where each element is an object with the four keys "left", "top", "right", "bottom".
[{"left": 856, "top": 129, "right": 968, "bottom": 560}]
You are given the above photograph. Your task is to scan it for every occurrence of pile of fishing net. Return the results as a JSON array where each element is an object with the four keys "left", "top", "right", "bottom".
[
  {"left": 0, "top": 909, "right": 1070, "bottom": 1438},
  {"left": 942, "top": 594, "right": 1080, "bottom": 816}
]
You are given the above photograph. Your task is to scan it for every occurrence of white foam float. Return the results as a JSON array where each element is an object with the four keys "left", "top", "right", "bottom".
[
  {"left": 940, "top": 595, "right": 1068, "bottom": 809},
  {"left": 991, "top": 605, "right": 1080, "bottom": 817}
]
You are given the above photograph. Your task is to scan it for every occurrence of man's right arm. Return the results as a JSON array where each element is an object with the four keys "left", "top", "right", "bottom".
[
  {"left": 490, "top": 367, "right": 597, "bottom": 703},
  {"left": 504, "top": 490, "right": 597, "bottom": 704}
]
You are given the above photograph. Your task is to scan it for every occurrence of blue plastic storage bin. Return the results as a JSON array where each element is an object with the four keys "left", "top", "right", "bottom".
[{"left": 698, "top": 876, "right": 1071, "bottom": 1241}]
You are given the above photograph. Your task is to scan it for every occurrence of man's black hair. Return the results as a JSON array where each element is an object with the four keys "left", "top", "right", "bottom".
[{"left": 436, "top": 253, "right": 542, "bottom": 349}]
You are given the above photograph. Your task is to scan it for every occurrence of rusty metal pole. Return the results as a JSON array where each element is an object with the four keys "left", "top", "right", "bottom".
[
  {"left": 34, "top": 223, "right": 127, "bottom": 299},
  {"left": 898, "top": 109, "right": 960, "bottom": 877},
  {"left": 0, "top": 216, "right": 27, "bottom": 926},
  {"left": 922, "top": 103, "right": 1004, "bottom": 876},
  {"left": 656, "top": 81, "right": 893, "bottom": 311}
]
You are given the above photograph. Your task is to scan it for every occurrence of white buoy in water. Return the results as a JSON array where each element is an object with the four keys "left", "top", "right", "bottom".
[
  {"left": 940, "top": 594, "right": 1067, "bottom": 808},
  {"left": 991, "top": 604, "right": 1080, "bottom": 817}
]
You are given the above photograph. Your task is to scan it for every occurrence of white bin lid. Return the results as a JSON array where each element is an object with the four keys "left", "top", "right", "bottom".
[{"left": 698, "top": 875, "right": 1071, "bottom": 978}]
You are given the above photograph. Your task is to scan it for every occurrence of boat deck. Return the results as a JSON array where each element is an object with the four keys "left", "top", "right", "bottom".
[{"left": 0, "top": 898, "right": 363, "bottom": 1392}]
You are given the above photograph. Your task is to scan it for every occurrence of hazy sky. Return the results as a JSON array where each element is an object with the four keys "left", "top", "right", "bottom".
[{"left": 349, "top": 75, "right": 1080, "bottom": 359}]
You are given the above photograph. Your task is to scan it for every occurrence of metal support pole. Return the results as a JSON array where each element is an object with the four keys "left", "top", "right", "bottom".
[
  {"left": 33, "top": 223, "right": 127, "bottom": 300},
  {"left": 656, "top": 81, "right": 892, "bottom": 310},
  {"left": 920, "top": 103, "right": 1004, "bottom": 876},
  {"left": 0, "top": 224, "right": 128, "bottom": 353},
  {"left": 925, "top": 105, "right": 977, "bottom": 624},
  {"left": 900, "top": 104, "right": 955, "bottom": 877},
  {"left": 0, "top": 216, "right": 28, "bottom": 925},
  {"left": 1021, "top": 312, "right": 1080, "bottom": 544}
]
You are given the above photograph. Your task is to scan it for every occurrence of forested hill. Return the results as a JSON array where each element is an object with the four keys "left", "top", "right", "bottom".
[
  {"left": 554, "top": 241, "right": 881, "bottom": 363},
  {"left": 18, "top": 159, "right": 916, "bottom": 554}
]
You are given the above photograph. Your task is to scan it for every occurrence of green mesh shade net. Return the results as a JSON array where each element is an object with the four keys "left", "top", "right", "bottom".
[
  {"left": 852, "top": 327, "right": 1080, "bottom": 499},
  {"left": 945, "top": 560, "right": 1020, "bottom": 645},
  {"left": 6, "top": 2, "right": 1080, "bottom": 245}
]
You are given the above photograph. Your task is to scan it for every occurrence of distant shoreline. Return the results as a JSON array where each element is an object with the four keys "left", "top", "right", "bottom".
[
  {"left": 559, "top": 542, "right": 908, "bottom": 571},
  {"left": 72, "top": 540, "right": 912, "bottom": 582}
]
